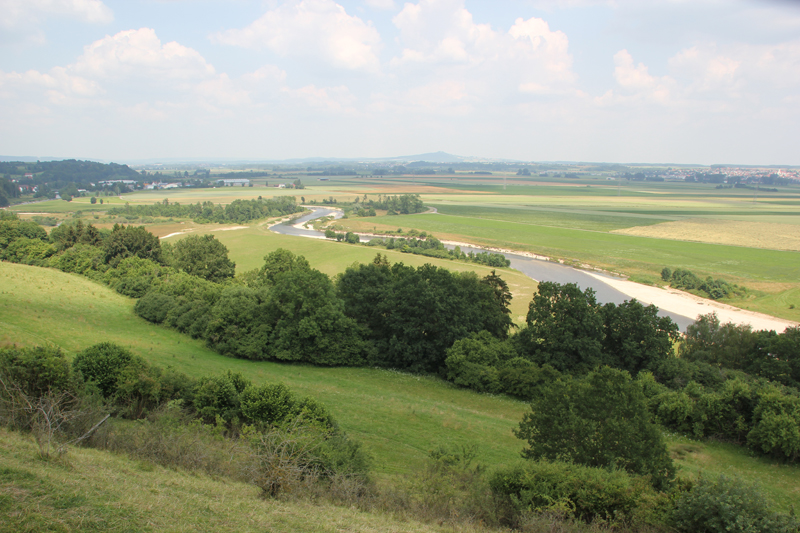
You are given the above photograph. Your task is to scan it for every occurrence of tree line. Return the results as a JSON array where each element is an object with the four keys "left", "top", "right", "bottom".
[{"left": 107, "top": 197, "right": 303, "bottom": 224}]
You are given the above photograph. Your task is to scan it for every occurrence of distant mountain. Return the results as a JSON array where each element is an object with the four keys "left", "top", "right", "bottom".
[{"left": 389, "top": 151, "right": 466, "bottom": 163}]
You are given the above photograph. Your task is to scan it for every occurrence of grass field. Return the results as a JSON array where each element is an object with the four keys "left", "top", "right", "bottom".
[
  {"left": 163, "top": 223, "right": 540, "bottom": 324},
  {"left": 0, "top": 428, "right": 448, "bottom": 533},
  {"left": 2, "top": 261, "right": 800, "bottom": 512},
  {"left": 336, "top": 213, "right": 800, "bottom": 283}
]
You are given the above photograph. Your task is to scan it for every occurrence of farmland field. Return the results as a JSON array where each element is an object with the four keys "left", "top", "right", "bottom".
[{"left": 9, "top": 173, "right": 800, "bottom": 322}]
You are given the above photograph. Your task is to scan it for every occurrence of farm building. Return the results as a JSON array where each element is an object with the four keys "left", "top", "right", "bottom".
[{"left": 217, "top": 178, "right": 250, "bottom": 187}]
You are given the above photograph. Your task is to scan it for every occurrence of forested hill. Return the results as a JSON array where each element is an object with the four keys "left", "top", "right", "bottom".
[
  {"left": 0, "top": 159, "right": 143, "bottom": 204},
  {"left": 1, "top": 159, "right": 140, "bottom": 184}
]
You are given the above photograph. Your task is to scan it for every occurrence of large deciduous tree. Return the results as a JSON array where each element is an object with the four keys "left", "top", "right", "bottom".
[
  {"left": 337, "top": 256, "right": 513, "bottom": 372},
  {"left": 103, "top": 224, "right": 162, "bottom": 267},
  {"left": 518, "top": 282, "right": 603, "bottom": 374},
  {"left": 170, "top": 234, "right": 235, "bottom": 283},
  {"left": 515, "top": 366, "right": 675, "bottom": 489}
]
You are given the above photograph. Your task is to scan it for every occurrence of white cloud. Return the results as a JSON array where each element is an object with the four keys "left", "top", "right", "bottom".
[
  {"left": 72, "top": 28, "right": 215, "bottom": 81},
  {"left": 388, "top": 0, "right": 577, "bottom": 112},
  {"left": 612, "top": 49, "right": 674, "bottom": 104},
  {"left": 213, "top": 0, "right": 382, "bottom": 71}
]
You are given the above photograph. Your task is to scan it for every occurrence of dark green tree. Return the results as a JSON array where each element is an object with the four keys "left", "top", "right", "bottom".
[
  {"left": 517, "top": 282, "right": 603, "bottom": 374},
  {"left": 72, "top": 342, "right": 136, "bottom": 398},
  {"left": 601, "top": 299, "right": 680, "bottom": 375},
  {"left": 170, "top": 234, "right": 235, "bottom": 282},
  {"left": 515, "top": 366, "right": 675, "bottom": 489},
  {"left": 103, "top": 224, "right": 162, "bottom": 267}
]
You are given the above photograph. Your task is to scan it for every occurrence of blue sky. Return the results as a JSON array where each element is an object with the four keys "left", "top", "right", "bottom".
[{"left": 1, "top": 0, "right": 799, "bottom": 165}]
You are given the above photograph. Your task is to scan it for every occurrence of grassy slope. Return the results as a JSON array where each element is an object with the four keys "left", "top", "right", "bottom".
[
  {"left": 2, "top": 262, "right": 800, "bottom": 512},
  {"left": 0, "top": 262, "right": 527, "bottom": 475},
  {"left": 0, "top": 428, "right": 447, "bottom": 533}
]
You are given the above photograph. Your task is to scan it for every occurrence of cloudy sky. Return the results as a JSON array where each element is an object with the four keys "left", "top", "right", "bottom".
[{"left": 1, "top": 0, "right": 799, "bottom": 165}]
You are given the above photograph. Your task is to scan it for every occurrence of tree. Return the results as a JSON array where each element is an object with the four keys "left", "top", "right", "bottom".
[
  {"left": 517, "top": 282, "right": 603, "bottom": 374},
  {"left": 103, "top": 224, "right": 162, "bottom": 267},
  {"left": 515, "top": 366, "right": 675, "bottom": 489},
  {"left": 337, "top": 261, "right": 513, "bottom": 372},
  {"left": 600, "top": 299, "right": 679, "bottom": 375},
  {"left": 171, "top": 234, "right": 235, "bottom": 282},
  {"left": 259, "top": 248, "right": 310, "bottom": 285}
]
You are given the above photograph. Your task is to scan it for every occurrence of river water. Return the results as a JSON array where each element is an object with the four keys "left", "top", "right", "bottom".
[{"left": 271, "top": 207, "right": 696, "bottom": 330}]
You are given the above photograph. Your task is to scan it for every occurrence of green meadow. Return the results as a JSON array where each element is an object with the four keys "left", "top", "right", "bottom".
[
  {"left": 2, "top": 261, "right": 800, "bottom": 511},
  {"left": 169, "top": 224, "right": 540, "bottom": 323}
]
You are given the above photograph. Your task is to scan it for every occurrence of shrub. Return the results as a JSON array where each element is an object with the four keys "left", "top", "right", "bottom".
[
  {"left": 444, "top": 331, "right": 517, "bottom": 393},
  {"left": 48, "top": 243, "right": 107, "bottom": 275},
  {"left": 673, "top": 474, "right": 799, "bottom": 533},
  {"left": 135, "top": 292, "right": 177, "bottom": 324},
  {"left": 490, "top": 460, "right": 653, "bottom": 523},
  {"left": 0, "top": 345, "right": 72, "bottom": 396},
  {"left": 0, "top": 237, "right": 56, "bottom": 265},
  {"left": 72, "top": 342, "right": 135, "bottom": 398},
  {"left": 192, "top": 372, "right": 244, "bottom": 424},
  {"left": 240, "top": 383, "right": 296, "bottom": 426},
  {"left": 746, "top": 388, "right": 800, "bottom": 462}
]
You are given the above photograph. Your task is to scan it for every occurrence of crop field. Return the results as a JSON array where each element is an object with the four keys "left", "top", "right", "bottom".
[
  {"left": 9, "top": 173, "right": 800, "bottom": 321},
  {"left": 614, "top": 219, "right": 800, "bottom": 251},
  {"left": 2, "top": 261, "right": 800, "bottom": 510},
  {"left": 336, "top": 213, "right": 800, "bottom": 283}
]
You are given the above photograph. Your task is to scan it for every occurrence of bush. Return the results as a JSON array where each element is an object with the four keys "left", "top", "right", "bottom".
[
  {"left": 135, "top": 292, "right": 177, "bottom": 324},
  {"left": 490, "top": 460, "right": 655, "bottom": 523},
  {"left": 0, "top": 345, "right": 72, "bottom": 396},
  {"left": 0, "top": 237, "right": 56, "bottom": 265},
  {"left": 673, "top": 474, "right": 799, "bottom": 533},
  {"left": 72, "top": 342, "right": 135, "bottom": 398},
  {"left": 48, "top": 243, "right": 107, "bottom": 275},
  {"left": 192, "top": 372, "right": 245, "bottom": 424},
  {"left": 746, "top": 388, "right": 800, "bottom": 462},
  {"left": 444, "top": 331, "right": 517, "bottom": 393}
]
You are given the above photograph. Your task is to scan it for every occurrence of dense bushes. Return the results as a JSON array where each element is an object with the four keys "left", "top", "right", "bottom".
[
  {"left": 137, "top": 249, "right": 367, "bottom": 366},
  {"left": 490, "top": 461, "right": 659, "bottom": 523},
  {"left": 681, "top": 313, "right": 800, "bottom": 388},
  {"left": 642, "top": 374, "right": 800, "bottom": 462},
  {"left": 662, "top": 267, "right": 747, "bottom": 300},
  {"left": 673, "top": 475, "right": 799, "bottom": 533},
  {"left": 0, "top": 345, "right": 72, "bottom": 396}
]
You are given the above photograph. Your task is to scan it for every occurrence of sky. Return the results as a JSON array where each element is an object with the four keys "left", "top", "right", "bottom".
[{"left": 1, "top": 0, "right": 799, "bottom": 165}]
